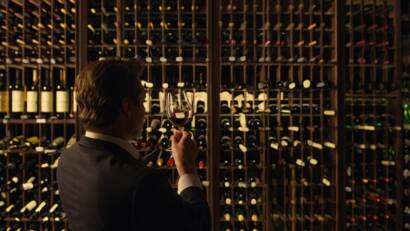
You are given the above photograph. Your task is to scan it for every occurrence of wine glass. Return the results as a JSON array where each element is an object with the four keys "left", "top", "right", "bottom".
[
  {"left": 166, "top": 88, "right": 193, "bottom": 130},
  {"left": 165, "top": 88, "right": 194, "bottom": 163}
]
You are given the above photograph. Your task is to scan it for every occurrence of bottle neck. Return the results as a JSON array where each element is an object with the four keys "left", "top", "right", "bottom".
[
  {"left": 58, "top": 70, "right": 66, "bottom": 88},
  {"left": 0, "top": 72, "right": 6, "bottom": 90},
  {"left": 15, "top": 70, "right": 22, "bottom": 87},
  {"left": 31, "top": 69, "right": 38, "bottom": 87},
  {"left": 43, "top": 70, "right": 51, "bottom": 87}
]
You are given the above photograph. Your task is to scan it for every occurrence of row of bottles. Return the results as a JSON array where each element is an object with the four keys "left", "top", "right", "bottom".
[
  {"left": 0, "top": 68, "right": 75, "bottom": 119},
  {"left": 345, "top": 1, "right": 395, "bottom": 67},
  {"left": 0, "top": 147, "right": 67, "bottom": 228},
  {"left": 0, "top": 135, "right": 70, "bottom": 152},
  {"left": 0, "top": 0, "right": 77, "bottom": 65}
]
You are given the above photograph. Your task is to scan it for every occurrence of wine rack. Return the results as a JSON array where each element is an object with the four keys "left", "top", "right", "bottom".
[
  {"left": 218, "top": 0, "right": 339, "bottom": 230},
  {"left": 402, "top": 0, "right": 410, "bottom": 230},
  {"left": 344, "top": 0, "right": 402, "bottom": 230},
  {"left": 0, "top": 0, "right": 408, "bottom": 231},
  {"left": 0, "top": 0, "right": 78, "bottom": 230}
]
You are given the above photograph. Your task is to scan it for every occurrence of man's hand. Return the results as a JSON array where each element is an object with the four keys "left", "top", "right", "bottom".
[{"left": 171, "top": 130, "right": 198, "bottom": 176}]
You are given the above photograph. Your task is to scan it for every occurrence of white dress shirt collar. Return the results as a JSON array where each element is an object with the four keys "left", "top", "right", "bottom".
[{"left": 84, "top": 131, "right": 140, "bottom": 160}]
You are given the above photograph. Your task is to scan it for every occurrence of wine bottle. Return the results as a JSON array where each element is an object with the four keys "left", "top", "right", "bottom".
[
  {"left": 223, "top": 172, "right": 231, "bottom": 187},
  {"left": 48, "top": 137, "right": 65, "bottom": 150},
  {"left": 40, "top": 69, "right": 53, "bottom": 117},
  {"left": 0, "top": 137, "right": 9, "bottom": 149},
  {"left": 70, "top": 84, "right": 76, "bottom": 118},
  {"left": 47, "top": 201, "right": 61, "bottom": 219},
  {"left": 56, "top": 69, "right": 69, "bottom": 118},
  {"left": 302, "top": 79, "right": 312, "bottom": 89},
  {"left": 22, "top": 176, "right": 46, "bottom": 191},
  {"left": 222, "top": 190, "right": 232, "bottom": 205},
  {"left": 159, "top": 134, "right": 171, "bottom": 149},
  {"left": 222, "top": 207, "right": 232, "bottom": 221},
  {"left": 20, "top": 199, "right": 37, "bottom": 217},
  {"left": 221, "top": 118, "right": 231, "bottom": 129},
  {"left": 23, "top": 136, "right": 40, "bottom": 149},
  {"left": 26, "top": 69, "right": 39, "bottom": 118},
  {"left": 8, "top": 135, "right": 24, "bottom": 149},
  {"left": 291, "top": 105, "right": 301, "bottom": 114},
  {"left": 235, "top": 170, "right": 246, "bottom": 188},
  {"left": 248, "top": 118, "right": 262, "bottom": 129},
  {"left": 246, "top": 135, "right": 258, "bottom": 150},
  {"left": 288, "top": 80, "right": 299, "bottom": 90},
  {"left": 234, "top": 152, "right": 244, "bottom": 169},
  {"left": 248, "top": 165, "right": 262, "bottom": 184},
  {"left": 32, "top": 197, "right": 48, "bottom": 220},
  {"left": 235, "top": 206, "right": 246, "bottom": 222},
  {"left": 249, "top": 207, "right": 259, "bottom": 222},
  {"left": 221, "top": 136, "right": 232, "bottom": 151},
  {"left": 280, "top": 136, "right": 291, "bottom": 147},
  {"left": 195, "top": 72, "right": 206, "bottom": 88},
  {"left": 147, "top": 119, "right": 161, "bottom": 132},
  {"left": 221, "top": 100, "right": 231, "bottom": 114},
  {"left": 269, "top": 136, "right": 279, "bottom": 150},
  {"left": 5, "top": 201, "right": 21, "bottom": 218},
  {"left": 234, "top": 189, "right": 246, "bottom": 205},
  {"left": 315, "top": 81, "right": 328, "bottom": 89},
  {"left": 248, "top": 151, "right": 260, "bottom": 166},
  {"left": 161, "top": 119, "right": 173, "bottom": 131},
  {"left": 10, "top": 69, "right": 24, "bottom": 118},
  {"left": 196, "top": 100, "right": 206, "bottom": 114},
  {"left": 249, "top": 190, "right": 260, "bottom": 205},
  {"left": 276, "top": 80, "right": 288, "bottom": 89},
  {"left": 196, "top": 118, "right": 207, "bottom": 130},
  {"left": 0, "top": 69, "right": 8, "bottom": 117},
  {"left": 196, "top": 134, "right": 207, "bottom": 150},
  {"left": 150, "top": 103, "right": 161, "bottom": 114}
]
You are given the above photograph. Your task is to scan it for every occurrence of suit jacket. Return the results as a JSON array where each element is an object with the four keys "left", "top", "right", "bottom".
[{"left": 56, "top": 136, "right": 211, "bottom": 231}]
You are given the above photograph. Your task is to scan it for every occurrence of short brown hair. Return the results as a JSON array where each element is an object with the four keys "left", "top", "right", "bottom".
[{"left": 75, "top": 58, "right": 145, "bottom": 129}]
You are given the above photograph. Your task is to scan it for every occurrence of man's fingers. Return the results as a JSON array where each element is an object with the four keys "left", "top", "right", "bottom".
[
  {"left": 180, "top": 131, "right": 192, "bottom": 143},
  {"left": 171, "top": 135, "right": 177, "bottom": 144},
  {"left": 174, "top": 129, "right": 183, "bottom": 136},
  {"left": 173, "top": 130, "right": 183, "bottom": 143}
]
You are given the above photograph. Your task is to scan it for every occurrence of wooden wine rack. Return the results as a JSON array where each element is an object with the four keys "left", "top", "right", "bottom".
[
  {"left": 0, "top": 0, "right": 408, "bottom": 231},
  {"left": 0, "top": 0, "right": 77, "bottom": 230}
]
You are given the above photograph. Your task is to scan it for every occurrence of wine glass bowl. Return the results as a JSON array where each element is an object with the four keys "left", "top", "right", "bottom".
[{"left": 166, "top": 88, "right": 193, "bottom": 129}]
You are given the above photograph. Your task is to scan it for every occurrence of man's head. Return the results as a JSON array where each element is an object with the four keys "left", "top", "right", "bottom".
[{"left": 75, "top": 58, "right": 145, "bottom": 139}]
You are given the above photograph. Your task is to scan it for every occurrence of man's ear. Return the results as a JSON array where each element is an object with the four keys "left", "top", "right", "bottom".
[{"left": 121, "top": 97, "right": 131, "bottom": 117}]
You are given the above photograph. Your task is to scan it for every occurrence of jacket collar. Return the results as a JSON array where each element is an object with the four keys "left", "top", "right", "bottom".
[{"left": 83, "top": 131, "right": 140, "bottom": 160}]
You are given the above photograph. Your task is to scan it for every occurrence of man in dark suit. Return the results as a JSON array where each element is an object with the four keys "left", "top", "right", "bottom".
[{"left": 57, "top": 58, "right": 211, "bottom": 231}]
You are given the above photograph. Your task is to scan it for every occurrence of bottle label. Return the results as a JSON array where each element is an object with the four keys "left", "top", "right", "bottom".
[
  {"left": 11, "top": 90, "right": 24, "bottom": 112},
  {"left": 56, "top": 91, "right": 69, "bottom": 113},
  {"left": 26, "top": 91, "right": 38, "bottom": 113},
  {"left": 41, "top": 91, "right": 53, "bottom": 112},
  {"left": 0, "top": 91, "right": 8, "bottom": 112}
]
